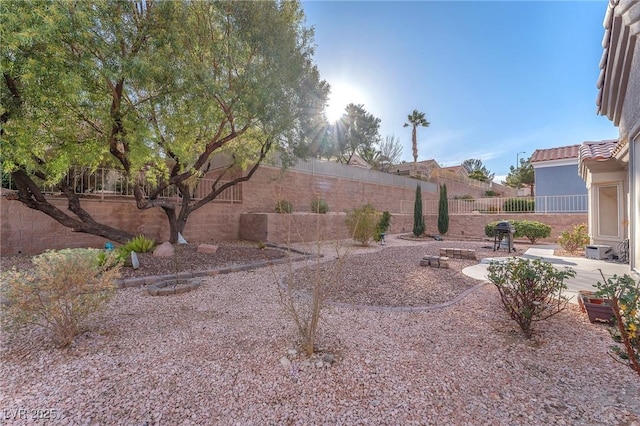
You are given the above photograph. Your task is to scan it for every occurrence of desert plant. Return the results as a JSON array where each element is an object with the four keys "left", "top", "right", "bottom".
[
  {"left": 112, "top": 234, "right": 156, "bottom": 266},
  {"left": 275, "top": 207, "right": 348, "bottom": 356},
  {"left": 438, "top": 184, "right": 449, "bottom": 235},
  {"left": 346, "top": 204, "right": 381, "bottom": 246},
  {"left": 275, "top": 199, "right": 293, "bottom": 214},
  {"left": 374, "top": 211, "right": 392, "bottom": 242},
  {"left": 557, "top": 224, "right": 589, "bottom": 253},
  {"left": 487, "top": 258, "right": 575, "bottom": 338},
  {"left": 310, "top": 198, "right": 329, "bottom": 214},
  {"left": 0, "top": 248, "right": 121, "bottom": 347},
  {"left": 413, "top": 184, "right": 425, "bottom": 237},
  {"left": 595, "top": 272, "right": 640, "bottom": 376},
  {"left": 516, "top": 220, "right": 551, "bottom": 244},
  {"left": 503, "top": 198, "right": 534, "bottom": 212}
]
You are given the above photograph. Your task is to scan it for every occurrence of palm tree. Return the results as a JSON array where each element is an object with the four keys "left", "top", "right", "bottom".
[{"left": 403, "top": 109, "right": 430, "bottom": 170}]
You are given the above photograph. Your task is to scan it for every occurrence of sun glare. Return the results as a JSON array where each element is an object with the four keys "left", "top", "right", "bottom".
[{"left": 325, "top": 81, "right": 367, "bottom": 122}]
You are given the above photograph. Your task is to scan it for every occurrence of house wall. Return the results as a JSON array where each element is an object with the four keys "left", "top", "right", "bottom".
[
  {"left": 534, "top": 164, "right": 586, "bottom": 196},
  {"left": 616, "top": 1, "right": 640, "bottom": 273}
]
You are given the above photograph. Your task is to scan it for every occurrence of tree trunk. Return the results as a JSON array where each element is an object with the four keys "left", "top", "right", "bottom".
[{"left": 11, "top": 170, "right": 134, "bottom": 244}]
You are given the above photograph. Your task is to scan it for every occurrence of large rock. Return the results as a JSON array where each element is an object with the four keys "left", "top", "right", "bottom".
[
  {"left": 197, "top": 244, "right": 219, "bottom": 254},
  {"left": 153, "top": 241, "right": 175, "bottom": 258}
]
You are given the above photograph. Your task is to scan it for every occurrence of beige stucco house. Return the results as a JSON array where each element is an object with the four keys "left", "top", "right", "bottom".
[{"left": 579, "top": 0, "right": 639, "bottom": 275}]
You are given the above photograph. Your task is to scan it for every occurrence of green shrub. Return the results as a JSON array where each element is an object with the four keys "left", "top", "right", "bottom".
[
  {"left": 122, "top": 234, "right": 156, "bottom": 253},
  {"left": 346, "top": 204, "right": 380, "bottom": 246},
  {"left": 0, "top": 248, "right": 121, "bottom": 347},
  {"left": 485, "top": 190, "right": 498, "bottom": 197},
  {"left": 503, "top": 198, "right": 534, "bottom": 212},
  {"left": 275, "top": 199, "right": 293, "bottom": 214},
  {"left": 557, "top": 224, "right": 589, "bottom": 253},
  {"left": 310, "top": 198, "right": 329, "bottom": 214},
  {"left": 485, "top": 219, "right": 550, "bottom": 243},
  {"left": 374, "top": 211, "right": 392, "bottom": 242},
  {"left": 487, "top": 258, "right": 575, "bottom": 338},
  {"left": 453, "top": 195, "right": 474, "bottom": 201},
  {"left": 112, "top": 235, "right": 156, "bottom": 266},
  {"left": 517, "top": 220, "right": 551, "bottom": 244},
  {"left": 595, "top": 273, "right": 640, "bottom": 375}
]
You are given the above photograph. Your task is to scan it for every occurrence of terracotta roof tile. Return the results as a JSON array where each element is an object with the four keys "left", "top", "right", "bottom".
[
  {"left": 530, "top": 145, "right": 581, "bottom": 163},
  {"left": 579, "top": 139, "right": 619, "bottom": 162}
]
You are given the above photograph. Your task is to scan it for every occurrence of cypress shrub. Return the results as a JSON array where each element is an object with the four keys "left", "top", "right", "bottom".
[
  {"left": 438, "top": 184, "right": 449, "bottom": 235},
  {"left": 413, "top": 184, "right": 425, "bottom": 237}
]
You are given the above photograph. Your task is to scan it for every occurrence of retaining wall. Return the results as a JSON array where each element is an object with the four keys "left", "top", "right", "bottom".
[{"left": 1, "top": 164, "right": 586, "bottom": 254}]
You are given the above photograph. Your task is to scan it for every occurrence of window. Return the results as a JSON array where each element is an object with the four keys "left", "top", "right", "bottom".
[{"left": 596, "top": 184, "right": 620, "bottom": 238}]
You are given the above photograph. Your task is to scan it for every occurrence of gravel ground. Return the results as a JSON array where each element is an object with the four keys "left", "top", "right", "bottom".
[{"left": 1, "top": 235, "right": 639, "bottom": 425}]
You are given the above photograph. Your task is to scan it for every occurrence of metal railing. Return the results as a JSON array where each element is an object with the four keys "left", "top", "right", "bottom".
[
  {"left": 412, "top": 194, "right": 588, "bottom": 215},
  {"left": 2, "top": 167, "right": 242, "bottom": 203}
]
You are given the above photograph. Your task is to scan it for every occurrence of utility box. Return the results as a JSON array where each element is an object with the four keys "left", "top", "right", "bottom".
[{"left": 585, "top": 245, "right": 612, "bottom": 260}]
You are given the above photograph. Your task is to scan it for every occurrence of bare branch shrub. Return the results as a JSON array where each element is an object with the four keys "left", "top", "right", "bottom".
[
  {"left": 487, "top": 258, "right": 575, "bottom": 338},
  {"left": 1, "top": 248, "right": 121, "bottom": 347},
  {"left": 274, "top": 200, "right": 349, "bottom": 356}
]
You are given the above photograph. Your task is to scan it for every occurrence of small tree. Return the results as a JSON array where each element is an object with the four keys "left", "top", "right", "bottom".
[
  {"left": 437, "top": 184, "right": 449, "bottom": 235},
  {"left": 413, "top": 184, "right": 425, "bottom": 237},
  {"left": 487, "top": 258, "right": 575, "bottom": 338}
]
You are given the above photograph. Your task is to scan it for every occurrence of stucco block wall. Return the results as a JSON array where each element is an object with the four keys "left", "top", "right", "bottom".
[
  {"left": 1, "top": 197, "right": 240, "bottom": 255},
  {"left": 238, "top": 212, "right": 586, "bottom": 244},
  {"left": 535, "top": 164, "right": 586, "bottom": 196},
  {"left": 239, "top": 166, "right": 438, "bottom": 214}
]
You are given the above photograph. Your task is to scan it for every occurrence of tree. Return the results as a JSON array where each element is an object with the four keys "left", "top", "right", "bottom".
[
  {"left": 377, "top": 135, "right": 403, "bottom": 172},
  {"left": 334, "top": 103, "right": 381, "bottom": 164},
  {"left": 505, "top": 157, "right": 535, "bottom": 195},
  {"left": 438, "top": 184, "right": 449, "bottom": 235},
  {"left": 1, "top": 0, "right": 329, "bottom": 243},
  {"left": 413, "top": 184, "right": 425, "bottom": 237},
  {"left": 462, "top": 159, "right": 495, "bottom": 182},
  {"left": 403, "top": 109, "right": 430, "bottom": 167}
]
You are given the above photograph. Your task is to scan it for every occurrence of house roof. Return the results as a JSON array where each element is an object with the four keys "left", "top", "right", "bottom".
[
  {"left": 530, "top": 145, "right": 581, "bottom": 163},
  {"left": 578, "top": 139, "right": 620, "bottom": 178},
  {"left": 579, "top": 139, "right": 619, "bottom": 162},
  {"left": 440, "top": 165, "right": 468, "bottom": 175}
]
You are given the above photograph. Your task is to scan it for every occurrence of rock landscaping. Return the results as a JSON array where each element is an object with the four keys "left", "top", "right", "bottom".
[{"left": 1, "top": 236, "right": 638, "bottom": 424}]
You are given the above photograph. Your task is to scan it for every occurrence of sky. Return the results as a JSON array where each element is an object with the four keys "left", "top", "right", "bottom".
[{"left": 301, "top": 0, "right": 619, "bottom": 182}]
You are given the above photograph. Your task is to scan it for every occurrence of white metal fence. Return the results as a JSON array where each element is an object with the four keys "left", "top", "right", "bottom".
[
  {"left": 410, "top": 194, "right": 588, "bottom": 215},
  {"left": 2, "top": 167, "right": 242, "bottom": 203}
]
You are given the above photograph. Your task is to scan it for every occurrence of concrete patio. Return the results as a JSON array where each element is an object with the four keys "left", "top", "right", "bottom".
[{"left": 462, "top": 245, "right": 632, "bottom": 304}]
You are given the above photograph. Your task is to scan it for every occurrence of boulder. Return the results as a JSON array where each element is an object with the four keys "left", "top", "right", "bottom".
[
  {"left": 153, "top": 241, "right": 175, "bottom": 258},
  {"left": 197, "top": 244, "right": 219, "bottom": 254}
]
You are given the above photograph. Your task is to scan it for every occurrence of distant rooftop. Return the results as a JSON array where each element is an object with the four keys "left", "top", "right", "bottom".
[{"left": 530, "top": 144, "right": 581, "bottom": 163}]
